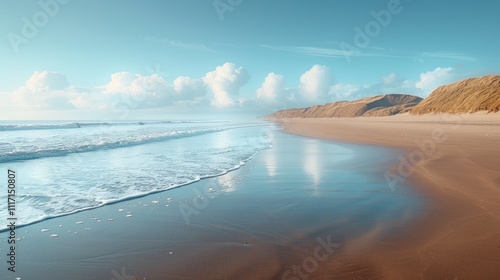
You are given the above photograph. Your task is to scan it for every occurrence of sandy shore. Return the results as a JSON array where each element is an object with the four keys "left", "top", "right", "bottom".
[
  {"left": 278, "top": 113, "right": 500, "bottom": 279},
  {"left": 10, "top": 130, "right": 424, "bottom": 280},
  {"left": 7, "top": 114, "right": 499, "bottom": 279}
]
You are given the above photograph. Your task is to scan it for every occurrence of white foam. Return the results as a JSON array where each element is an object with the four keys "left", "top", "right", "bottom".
[{"left": 0, "top": 121, "right": 272, "bottom": 230}]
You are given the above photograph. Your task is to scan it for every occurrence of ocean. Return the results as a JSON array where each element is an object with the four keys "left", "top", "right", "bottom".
[{"left": 0, "top": 120, "right": 273, "bottom": 231}]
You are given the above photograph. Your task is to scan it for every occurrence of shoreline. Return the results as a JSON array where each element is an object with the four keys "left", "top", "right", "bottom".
[
  {"left": 6, "top": 129, "right": 423, "bottom": 280},
  {"left": 277, "top": 113, "right": 500, "bottom": 279}
]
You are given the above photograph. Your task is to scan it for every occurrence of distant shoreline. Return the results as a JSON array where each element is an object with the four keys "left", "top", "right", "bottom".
[{"left": 277, "top": 113, "right": 500, "bottom": 279}]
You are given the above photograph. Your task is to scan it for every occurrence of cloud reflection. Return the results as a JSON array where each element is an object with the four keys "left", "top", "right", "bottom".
[
  {"left": 304, "top": 139, "right": 321, "bottom": 195},
  {"left": 263, "top": 131, "right": 277, "bottom": 177}
]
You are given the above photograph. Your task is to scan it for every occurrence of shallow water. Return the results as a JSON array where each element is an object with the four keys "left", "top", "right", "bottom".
[
  {"left": 0, "top": 120, "right": 271, "bottom": 230},
  {"left": 0, "top": 127, "right": 423, "bottom": 279}
]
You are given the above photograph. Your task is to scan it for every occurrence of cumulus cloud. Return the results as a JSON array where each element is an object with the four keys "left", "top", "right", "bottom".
[
  {"left": 377, "top": 73, "right": 416, "bottom": 95},
  {"left": 102, "top": 72, "right": 176, "bottom": 108},
  {"left": 329, "top": 83, "right": 367, "bottom": 100},
  {"left": 103, "top": 72, "right": 137, "bottom": 94},
  {"left": 12, "top": 71, "right": 79, "bottom": 109},
  {"left": 9, "top": 70, "right": 206, "bottom": 111},
  {"left": 256, "top": 73, "right": 286, "bottom": 103},
  {"left": 173, "top": 76, "right": 205, "bottom": 99},
  {"left": 328, "top": 73, "right": 418, "bottom": 101},
  {"left": 254, "top": 66, "right": 336, "bottom": 109},
  {"left": 415, "top": 67, "right": 455, "bottom": 95},
  {"left": 25, "top": 70, "right": 70, "bottom": 92},
  {"left": 4, "top": 64, "right": 467, "bottom": 119},
  {"left": 203, "top": 62, "right": 249, "bottom": 107},
  {"left": 325, "top": 68, "right": 458, "bottom": 101},
  {"left": 254, "top": 67, "right": 417, "bottom": 106},
  {"left": 9, "top": 63, "right": 251, "bottom": 113},
  {"left": 298, "top": 65, "right": 333, "bottom": 102}
]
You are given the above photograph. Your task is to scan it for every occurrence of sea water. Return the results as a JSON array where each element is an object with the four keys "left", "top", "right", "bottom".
[{"left": 0, "top": 120, "right": 272, "bottom": 231}]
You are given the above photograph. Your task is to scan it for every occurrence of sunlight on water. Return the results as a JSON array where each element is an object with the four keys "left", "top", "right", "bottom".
[{"left": 0, "top": 120, "right": 272, "bottom": 230}]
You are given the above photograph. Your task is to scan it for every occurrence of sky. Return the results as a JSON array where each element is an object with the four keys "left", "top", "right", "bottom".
[{"left": 1, "top": 0, "right": 499, "bottom": 120}]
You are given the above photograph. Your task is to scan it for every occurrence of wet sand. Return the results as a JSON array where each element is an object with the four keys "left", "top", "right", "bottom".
[
  {"left": 278, "top": 113, "right": 500, "bottom": 279},
  {"left": 5, "top": 130, "right": 423, "bottom": 279}
]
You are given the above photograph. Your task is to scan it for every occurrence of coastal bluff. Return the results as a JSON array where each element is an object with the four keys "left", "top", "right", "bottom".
[
  {"left": 411, "top": 75, "right": 500, "bottom": 114},
  {"left": 265, "top": 94, "right": 422, "bottom": 118},
  {"left": 265, "top": 75, "right": 500, "bottom": 119}
]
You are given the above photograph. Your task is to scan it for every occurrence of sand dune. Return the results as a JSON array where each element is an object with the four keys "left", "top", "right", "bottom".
[
  {"left": 265, "top": 94, "right": 422, "bottom": 118},
  {"left": 266, "top": 75, "right": 500, "bottom": 119},
  {"left": 412, "top": 75, "right": 500, "bottom": 114}
]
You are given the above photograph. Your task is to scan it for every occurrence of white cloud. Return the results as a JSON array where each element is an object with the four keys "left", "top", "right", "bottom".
[
  {"left": 8, "top": 64, "right": 251, "bottom": 113},
  {"left": 8, "top": 70, "right": 207, "bottom": 112},
  {"left": 25, "top": 70, "right": 70, "bottom": 92},
  {"left": 328, "top": 73, "right": 418, "bottom": 101},
  {"left": 104, "top": 72, "right": 171, "bottom": 97},
  {"left": 103, "top": 72, "right": 136, "bottom": 94},
  {"left": 203, "top": 62, "right": 249, "bottom": 107},
  {"left": 173, "top": 76, "right": 206, "bottom": 99},
  {"left": 329, "top": 83, "right": 366, "bottom": 100},
  {"left": 100, "top": 72, "right": 177, "bottom": 109},
  {"left": 298, "top": 65, "right": 333, "bottom": 102},
  {"left": 326, "top": 68, "right": 459, "bottom": 101},
  {"left": 256, "top": 73, "right": 286, "bottom": 103},
  {"left": 415, "top": 67, "right": 455, "bottom": 96},
  {"left": 12, "top": 71, "right": 79, "bottom": 110},
  {"left": 3, "top": 64, "right": 469, "bottom": 119},
  {"left": 382, "top": 72, "right": 398, "bottom": 85}
]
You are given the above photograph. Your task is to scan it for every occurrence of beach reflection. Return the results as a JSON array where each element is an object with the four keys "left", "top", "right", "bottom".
[
  {"left": 303, "top": 139, "right": 321, "bottom": 195},
  {"left": 213, "top": 129, "right": 230, "bottom": 150},
  {"left": 217, "top": 170, "right": 237, "bottom": 192},
  {"left": 263, "top": 131, "right": 277, "bottom": 177}
]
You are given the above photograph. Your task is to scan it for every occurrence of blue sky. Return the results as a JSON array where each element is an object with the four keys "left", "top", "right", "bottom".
[{"left": 1, "top": 0, "right": 499, "bottom": 119}]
